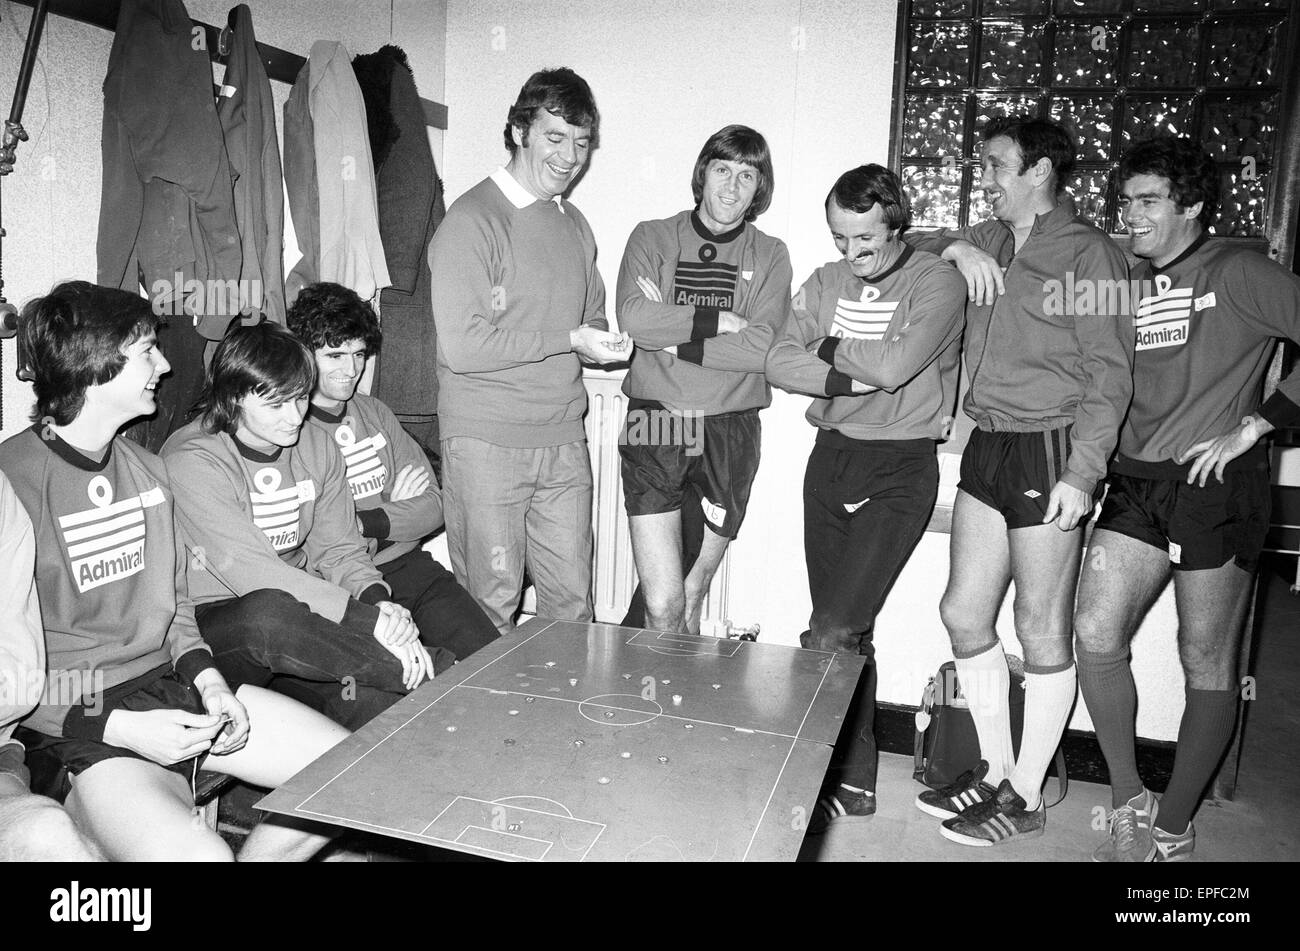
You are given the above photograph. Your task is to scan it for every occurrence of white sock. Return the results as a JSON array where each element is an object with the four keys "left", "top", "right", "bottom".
[
  {"left": 1009, "top": 666, "right": 1077, "bottom": 811},
  {"left": 954, "top": 642, "right": 1015, "bottom": 785}
]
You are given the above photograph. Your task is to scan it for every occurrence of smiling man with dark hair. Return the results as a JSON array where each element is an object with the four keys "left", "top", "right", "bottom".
[
  {"left": 909, "top": 116, "right": 1134, "bottom": 847},
  {"left": 163, "top": 322, "right": 447, "bottom": 730},
  {"left": 1075, "top": 136, "right": 1300, "bottom": 862},
  {"left": 430, "top": 68, "right": 629, "bottom": 635}
]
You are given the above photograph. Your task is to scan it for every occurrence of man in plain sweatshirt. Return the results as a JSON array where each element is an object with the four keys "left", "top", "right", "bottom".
[
  {"left": 1076, "top": 137, "right": 1300, "bottom": 862},
  {"left": 429, "top": 67, "right": 629, "bottom": 635},
  {"left": 908, "top": 116, "right": 1134, "bottom": 847}
]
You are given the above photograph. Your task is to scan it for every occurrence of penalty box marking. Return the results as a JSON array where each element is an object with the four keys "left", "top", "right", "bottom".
[
  {"left": 422, "top": 796, "right": 606, "bottom": 862},
  {"left": 626, "top": 630, "right": 743, "bottom": 657}
]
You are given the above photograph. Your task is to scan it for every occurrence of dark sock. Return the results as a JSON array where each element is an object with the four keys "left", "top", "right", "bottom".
[
  {"left": 1156, "top": 688, "right": 1238, "bottom": 835},
  {"left": 1076, "top": 644, "right": 1143, "bottom": 807}
]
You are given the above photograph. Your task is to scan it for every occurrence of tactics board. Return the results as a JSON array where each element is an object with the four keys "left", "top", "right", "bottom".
[{"left": 259, "top": 618, "right": 864, "bottom": 861}]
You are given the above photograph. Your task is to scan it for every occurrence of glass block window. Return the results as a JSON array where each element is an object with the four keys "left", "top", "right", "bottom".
[{"left": 895, "top": 0, "right": 1292, "bottom": 237}]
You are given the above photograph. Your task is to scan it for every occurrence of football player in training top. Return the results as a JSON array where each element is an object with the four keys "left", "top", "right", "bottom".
[
  {"left": 617, "top": 125, "right": 792, "bottom": 635},
  {"left": 909, "top": 116, "right": 1134, "bottom": 846},
  {"left": 288, "top": 282, "right": 498, "bottom": 664},
  {"left": 0, "top": 282, "right": 347, "bottom": 860},
  {"left": 1, "top": 468, "right": 102, "bottom": 861},
  {"left": 767, "top": 164, "right": 966, "bottom": 828},
  {"left": 1074, "top": 136, "right": 1300, "bottom": 862},
  {"left": 164, "top": 323, "right": 446, "bottom": 730}
]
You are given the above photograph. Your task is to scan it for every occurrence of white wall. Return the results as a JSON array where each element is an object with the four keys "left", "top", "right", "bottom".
[
  {"left": 445, "top": 0, "right": 1189, "bottom": 740},
  {"left": 444, "top": 0, "right": 894, "bottom": 632},
  {"left": 0, "top": 0, "right": 447, "bottom": 435}
]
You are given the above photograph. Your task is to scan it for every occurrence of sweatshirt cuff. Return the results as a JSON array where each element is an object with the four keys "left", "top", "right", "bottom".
[
  {"left": 825, "top": 368, "right": 856, "bottom": 397},
  {"left": 676, "top": 340, "right": 705, "bottom": 365},
  {"left": 358, "top": 583, "right": 389, "bottom": 606},
  {"left": 544, "top": 330, "right": 575, "bottom": 357},
  {"left": 357, "top": 507, "right": 391, "bottom": 539},
  {"left": 174, "top": 648, "right": 217, "bottom": 685},
  {"left": 1259, "top": 390, "right": 1300, "bottom": 430},
  {"left": 691, "top": 307, "right": 719, "bottom": 340},
  {"left": 342, "top": 597, "right": 382, "bottom": 632},
  {"left": 817, "top": 336, "right": 841, "bottom": 365},
  {"left": 1060, "top": 468, "right": 1097, "bottom": 496}
]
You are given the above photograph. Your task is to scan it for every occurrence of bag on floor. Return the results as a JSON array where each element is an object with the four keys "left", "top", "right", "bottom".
[{"left": 912, "top": 658, "right": 1067, "bottom": 807}]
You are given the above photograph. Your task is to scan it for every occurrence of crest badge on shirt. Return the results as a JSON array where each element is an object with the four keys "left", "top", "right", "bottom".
[
  {"left": 1136, "top": 274, "right": 1192, "bottom": 352},
  {"left": 334, "top": 424, "right": 389, "bottom": 501},
  {"left": 831, "top": 284, "right": 897, "bottom": 341},
  {"left": 60, "top": 475, "right": 165, "bottom": 593},
  {"left": 250, "top": 468, "right": 315, "bottom": 551}
]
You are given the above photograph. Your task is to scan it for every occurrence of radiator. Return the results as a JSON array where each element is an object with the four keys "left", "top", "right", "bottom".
[{"left": 583, "top": 372, "right": 731, "bottom": 628}]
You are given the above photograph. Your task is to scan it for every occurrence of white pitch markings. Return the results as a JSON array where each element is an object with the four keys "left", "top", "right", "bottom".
[
  {"left": 456, "top": 683, "right": 801, "bottom": 741},
  {"left": 740, "top": 656, "right": 837, "bottom": 862},
  {"left": 294, "top": 621, "right": 562, "bottom": 810}
]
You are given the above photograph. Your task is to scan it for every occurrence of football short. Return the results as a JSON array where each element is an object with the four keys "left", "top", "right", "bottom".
[
  {"left": 620, "top": 400, "right": 761, "bottom": 539},
  {"left": 15, "top": 665, "right": 208, "bottom": 801},
  {"left": 958, "top": 425, "right": 1091, "bottom": 529},
  {"left": 1096, "top": 451, "right": 1270, "bottom": 572}
]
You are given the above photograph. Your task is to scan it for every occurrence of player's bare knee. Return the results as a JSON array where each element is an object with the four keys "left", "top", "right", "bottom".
[
  {"left": 644, "top": 589, "right": 685, "bottom": 628},
  {"left": 1072, "top": 605, "right": 1124, "bottom": 654},
  {"left": 939, "top": 594, "right": 987, "bottom": 649},
  {"left": 0, "top": 796, "right": 92, "bottom": 861},
  {"left": 171, "top": 827, "right": 236, "bottom": 863},
  {"left": 1180, "top": 642, "right": 1235, "bottom": 691}
]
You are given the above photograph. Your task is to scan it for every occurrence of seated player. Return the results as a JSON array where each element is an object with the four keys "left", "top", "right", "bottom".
[
  {"left": 1, "top": 282, "right": 349, "bottom": 861},
  {"left": 766, "top": 164, "right": 965, "bottom": 829},
  {"left": 163, "top": 322, "right": 446, "bottom": 729},
  {"left": 1075, "top": 137, "right": 1300, "bottom": 861},
  {"left": 616, "top": 125, "right": 790, "bottom": 634},
  {"left": 0, "top": 468, "right": 103, "bottom": 861},
  {"left": 287, "top": 282, "right": 497, "bottom": 663}
]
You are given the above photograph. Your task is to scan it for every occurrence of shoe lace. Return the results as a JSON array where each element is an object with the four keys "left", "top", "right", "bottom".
[{"left": 1108, "top": 805, "right": 1139, "bottom": 850}]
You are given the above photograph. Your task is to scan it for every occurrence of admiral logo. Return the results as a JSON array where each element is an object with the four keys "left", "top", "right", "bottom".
[
  {"left": 1135, "top": 274, "right": 1193, "bottom": 352},
  {"left": 249, "top": 468, "right": 316, "bottom": 551},
  {"left": 58, "top": 476, "right": 165, "bottom": 593},
  {"left": 1194, "top": 292, "right": 1216, "bottom": 312},
  {"left": 334, "top": 424, "right": 389, "bottom": 501},
  {"left": 831, "top": 285, "right": 897, "bottom": 341},
  {"left": 673, "top": 259, "right": 738, "bottom": 309}
]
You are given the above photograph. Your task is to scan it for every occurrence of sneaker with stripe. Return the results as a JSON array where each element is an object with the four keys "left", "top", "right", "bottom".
[
  {"left": 807, "top": 787, "right": 876, "bottom": 835},
  {"left": 1148, "top": 822, "right": 1195, "bottom": 862},
  {"left": 939, "top": 779, "right": 1045, "bottom": 847},
  {"left": 915, "top": 760, "right": 997, "bottom": 819},
  {"left": 1093, "top": 789, "right": 1158, "bottom": 863}
]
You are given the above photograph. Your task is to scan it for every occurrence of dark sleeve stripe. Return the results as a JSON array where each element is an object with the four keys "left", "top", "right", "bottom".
[
  {"left": 676, "top": 340, "right": 705, "bottom": 365},
  {"left": 691, "top": 307, "right": 720, "bottom": 340},
  {"left": 1260, "top": 390, "right": 1300, "bottom": 430}
]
